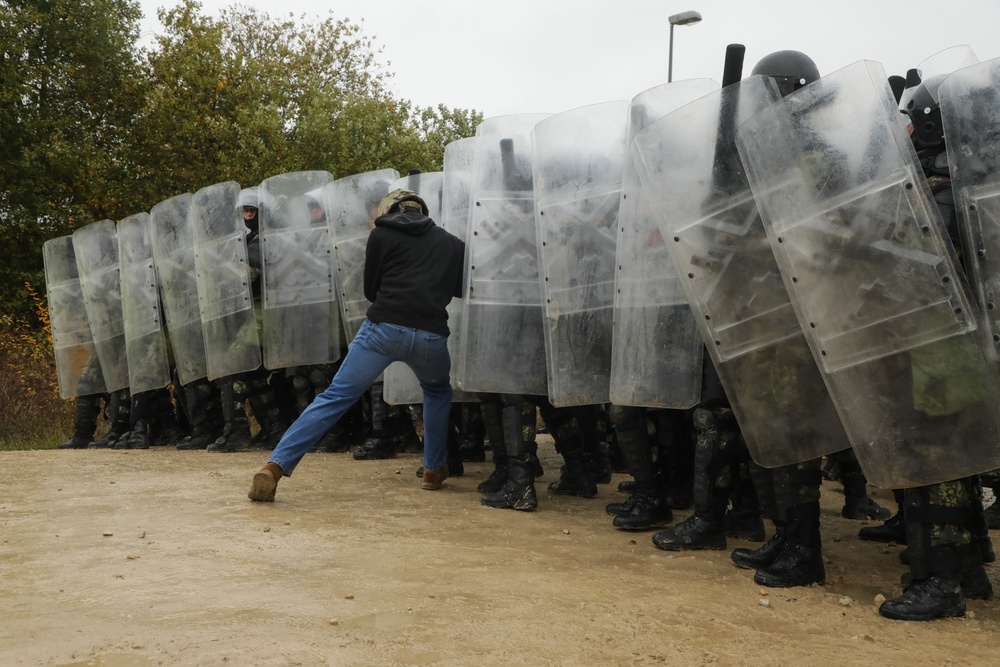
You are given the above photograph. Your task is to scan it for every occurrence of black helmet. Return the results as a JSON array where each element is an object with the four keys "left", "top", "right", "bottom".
[
  {"left": 904, "top": 75, "right": 947, "bottom": 151},
  {"left": 751, "top": 50, "right": 820, "bottom": 97}
]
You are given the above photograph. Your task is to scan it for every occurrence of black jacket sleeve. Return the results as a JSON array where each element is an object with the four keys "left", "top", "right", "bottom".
[{"left": 363, "top": 230, "right": 381, "bottom": 303}]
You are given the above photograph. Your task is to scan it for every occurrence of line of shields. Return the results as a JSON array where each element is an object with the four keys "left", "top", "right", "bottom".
[{"left": 45, "top": 52, "right": 1000, "bottom": 490}]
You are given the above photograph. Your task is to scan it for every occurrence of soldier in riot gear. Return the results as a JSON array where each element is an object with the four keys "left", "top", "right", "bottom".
[
  {"left": 873, "top": 70, "right": 997, "bottom": 621},
  {"left": 208, "top": 186, "right": 290, "bottom": 453}
]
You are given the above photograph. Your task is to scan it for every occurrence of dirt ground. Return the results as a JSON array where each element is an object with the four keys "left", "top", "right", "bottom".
[{"left": 1, "top": 438, "right": 998, "bottom": 667}]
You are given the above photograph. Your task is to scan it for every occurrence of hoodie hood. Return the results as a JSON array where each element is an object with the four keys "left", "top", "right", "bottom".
[{"left": 374, "top": 210, "right": 435, "bottom": 236}]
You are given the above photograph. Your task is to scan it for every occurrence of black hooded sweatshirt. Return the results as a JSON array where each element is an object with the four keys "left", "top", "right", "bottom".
[{"left": 363, "top": 210, "right": 465, "bottom": 336}]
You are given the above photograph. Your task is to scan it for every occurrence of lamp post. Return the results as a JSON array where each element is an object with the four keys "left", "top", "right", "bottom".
[{"left": 668, "top": 10, "right": 702, "bottom": 82}]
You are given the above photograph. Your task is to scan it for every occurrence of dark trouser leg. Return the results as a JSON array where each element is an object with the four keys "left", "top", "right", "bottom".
[
  {"left": 90, "top": 389, "right": 131, "bottom": 448},
  {"left": 732, "top": 463, "right": 787, "bottom": 569},
  {"left": 653, "top": 409, "right": 694, "bottom": 509},
  {"left": 477, "top": 394, "right": 508, "bottom": 493},
  {"left": 726, "top": 448, "right": 765, "bottom": 541},
  {"left": 457, "top": 402, "right": 486, "bottom": 462},
  {"left": 607, "top": 405, "right": 672, "bottom": 531},
  {"left": 176, "top": 378, "right": 222, "bottom": 450},
  {"left": 207, "top": 375, "right": 252, "bottom": 452},
  {"left": 247, "top": 370, "right": 289, "bottom": 449},
  {"left": 119, "top": 390, "right": 154, "bottom": 449},
  {"left": 352, "top": 381, "right": 396, "bottom": 460},
  {"left": 539, "top": 400, "right": 597, "bottom": 498},
  {"left": 753, "top": 461, "right": 825, "bottom": 588},
  {"left": 481, "top": 394, "right": 538, "bottom": 511},
  {"left": 880, "top": 482, "right": 970, "bottom": 620},
  {"left": 58, "top": 393, "right": 102, "bottom": 449},
  {"left": 651, "top": 407, "right": 734, "bottom": 551}
]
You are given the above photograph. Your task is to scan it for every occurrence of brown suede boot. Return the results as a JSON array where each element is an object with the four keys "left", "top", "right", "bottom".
[
  {"left": 249, "top": 462, "right": 284, "bottom": 502},
  {"left": 421, "top": 465, "right": 449, "bottom": 491}
]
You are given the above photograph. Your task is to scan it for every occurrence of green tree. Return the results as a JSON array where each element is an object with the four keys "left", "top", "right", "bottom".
[{"left": 0, "top": 0, "right": 144, "bottom": 320}]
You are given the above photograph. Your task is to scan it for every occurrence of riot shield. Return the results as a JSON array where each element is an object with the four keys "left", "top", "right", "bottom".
[
  {"left": 117, "top": 212, "right": 170, "bottom": 394},
  {"left": 191, "top": 181, "right": 261, "bottom": 381},
  {"left": 737, "top": 59, "right": 1000, "bottom": 487},
  {"left": 941, "top": 57, "right": 1000, "bottom": 358},
  {"left": 455, "top": 114, "right": 551, "bottom": 396},
  {"left": 900, "top": 46, "right": 979, "bottom": 110},
  {"left": 610, "top": 79, "right": 717, "bottom": 409},
  {"left": 73, "top": 219, "right": 129, "bottom": 392},
  {"left": 531, "top": 101, "right": 628, "bottom": 406},
  {"left": 324, "top": 169, "right": 400, "bottom": 341},
  {"left": 258, "top": 170, "right": 339, "bottom": 370},
  {"left": 149, "top": 193, "right": 207, "bottom": 386},
  {"left": 381, "top": 171, "right": 461, "bottom": 406},
  {"left": 43, "top": 236, "right": 107, "bottom": 398},
  {"left": 634, "top": 77, "right": 850, "bottom": 467}
]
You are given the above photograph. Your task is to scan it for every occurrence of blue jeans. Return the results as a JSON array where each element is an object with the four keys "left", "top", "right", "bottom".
[{"left": 268, "top": 320, "right": 453, "bottom": 476}]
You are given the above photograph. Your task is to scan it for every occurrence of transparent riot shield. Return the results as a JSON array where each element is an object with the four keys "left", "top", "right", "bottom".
[
  {"left": 455, "top": 114, "right": 551, "bottom": 396},
  {"left": 941, "top": 57, "right": 1000, "bottom": 359},
  {"left": 73, "top": 219, "right": 130, "bottom": 392},
  {"left": 900, "top": 46, "right": 979, "bottom": 110},
  {"left": 150, "top": 193, "right": 207, "bottom": 386},
  {"left": 382, "top": 171, "right": 465, "bottom": 406},
  {"left": 191, "top": 181, "right": 261, "bottom": 381},
  {"left": 324, "top": 169, "right": 400, "bottom": 341},
  {"left": 737, "top": 60, "right": 1000, "bottom": 488},
  {"left": 610, "top": 79, "right": 717, "bottom": 409},
  {"left": 43, "top": 236, "right": 107, "bottom": 399},
  {"left": 117, "top": 212, "right": 170, "bottom": 394},
  {"left": 634, "top": 77, "right": 851, "bottom": 467},
  {"left": 258, "top": 170, "right": 339, "bottom": 370},
  {"left": 531, "top": 101, "right": 628, "bottom": 406}
]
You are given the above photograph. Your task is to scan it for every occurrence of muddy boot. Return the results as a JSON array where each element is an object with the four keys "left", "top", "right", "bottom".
[
  {"left": 732, "top": 522, "right": 786, "bottom": 570},
  {"left": 58, "top": 394, "right": 102, "bottom": 449},
  {"left": 477, "top": 399, "right": 509, "bottom": 493},
  {"left": 482, "top": 399, "right": 537, "bottom": 511},
  {"left": 249, "top": 462, "right": 284, "bottom": 502},
  {"left": 754, "top": 502, "right": 825, "bottom": 588},
  {"left": 208, "top": 378, "right": 253, "bottom": 453},
  {"left": 841, "top": 471, "right": 891, "bottom": 520}
]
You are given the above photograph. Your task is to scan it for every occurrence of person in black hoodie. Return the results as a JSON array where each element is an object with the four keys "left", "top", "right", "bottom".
[{"left": 248, "top": 189, "right": 466, "bottom": 502}]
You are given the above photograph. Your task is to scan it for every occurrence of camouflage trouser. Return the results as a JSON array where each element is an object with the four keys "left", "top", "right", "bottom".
[
  {"left": 749, "top": 458, "right": 822, "bottom": 522},
  {"left": 924, "top": 480, "right": 973, "bottom": 549}
]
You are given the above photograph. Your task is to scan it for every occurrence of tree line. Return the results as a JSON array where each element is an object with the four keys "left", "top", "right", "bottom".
[{"left": 1, "top": 0, "right": 482, "bottom": 321}]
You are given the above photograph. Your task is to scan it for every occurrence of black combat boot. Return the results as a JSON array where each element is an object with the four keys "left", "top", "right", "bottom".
[
  {"left": 477, "top": 399, "right": 508, "bottom": 494},
  {"left": 118, "top": 420, "right": 152, "bottom": 449},
  {"left": 89, "top": 389, "right": 130, "bottom": 448},
  {"left": 176, "top": 378, "right": 222, "bottom": 450},
  {"left": 482, "top": 400, "right": 537, "bottom": 511},
  {"left": 549, "top": 451, "right": 598, "bottom": 498},
  {"left": 207, "top": 378, "right": 253, "bottom": 452},
  {"left": 606, "top": 406, "right": 671, "bottom": 530},
  {"left": 754, "top": 502, "right": 825, "bottom": 587},
  {"left": 732, "top": 522, "right": 786, "bottom": 569},
  {"left": 352, "top": 383, "right": 396, "bottom": 459},
  {"left": 858, "top": 489, "right": 906, "bottom": 542},
  {"left": 882, "top": 485, "right": 969, "bottom": 620},
  {"left": 840, "top": 470, "right": 892, "bottom": 520},
  {"left": 545, "top": 404, "right": 598, "bottom": 498},
  {"left": 58, "top": 393, "right": 102, "bottom": 449}
]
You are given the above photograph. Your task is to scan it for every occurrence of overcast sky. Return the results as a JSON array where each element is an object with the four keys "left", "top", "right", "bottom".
[{"left": 137, "top": 1, "right": 1000, "bottom": 119}]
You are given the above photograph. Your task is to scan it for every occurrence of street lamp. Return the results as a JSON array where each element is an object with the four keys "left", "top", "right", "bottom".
[{"left": 668, "top": 10, "right": 702, "bottom": 82}]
